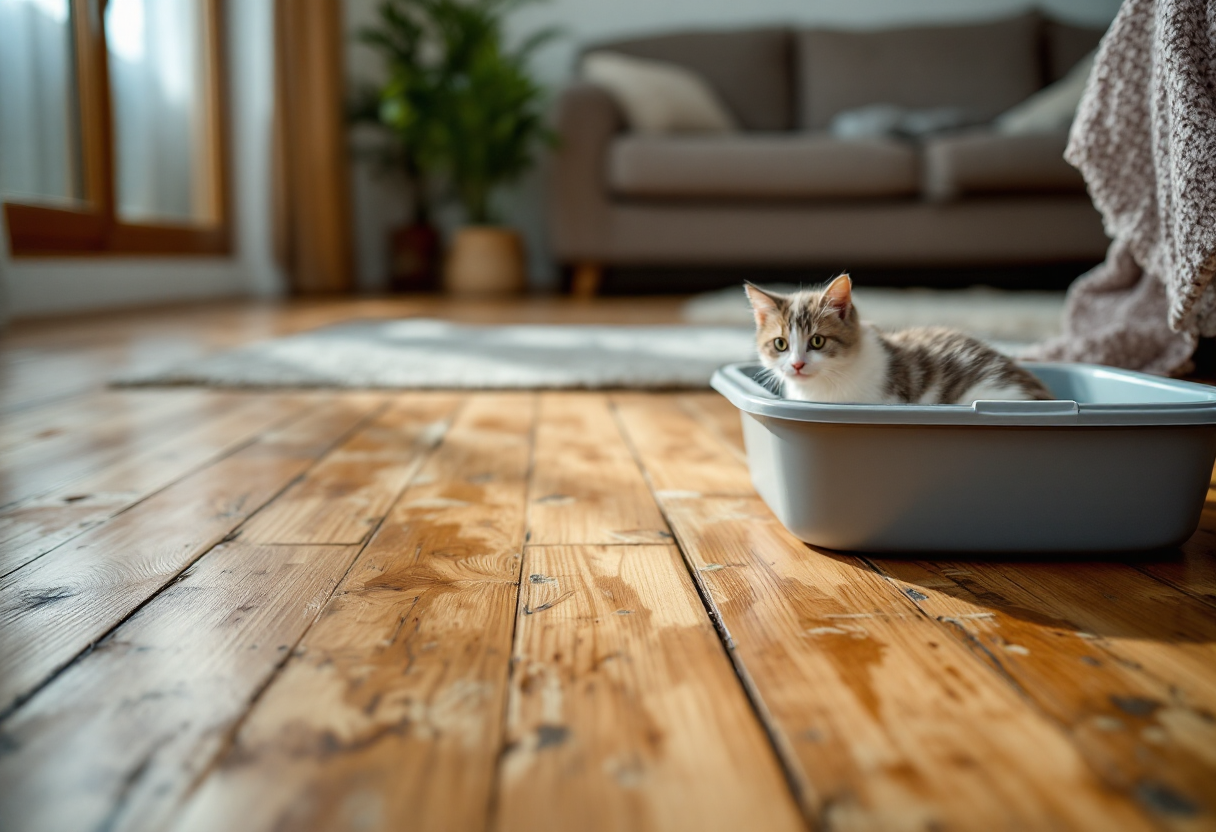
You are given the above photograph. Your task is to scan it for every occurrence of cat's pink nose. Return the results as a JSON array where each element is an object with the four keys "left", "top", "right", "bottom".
[{"left": 790, "top": 361, "right": 806, "bottom": 371}]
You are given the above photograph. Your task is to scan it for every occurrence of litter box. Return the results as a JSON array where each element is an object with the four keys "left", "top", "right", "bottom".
[{"left": 710, "top": 362, "right": 1216, "bottom": 553}]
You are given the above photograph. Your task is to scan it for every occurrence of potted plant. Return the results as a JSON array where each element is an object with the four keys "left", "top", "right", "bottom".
[
  {"left": 428, "top": 0, "right": 557, "bottom": 296},
  {"left": 356, "top": 0, "right": 556, "bottom": 296},
  {"left": 355, "top": 0, "right": 446, "bottom": 292}
]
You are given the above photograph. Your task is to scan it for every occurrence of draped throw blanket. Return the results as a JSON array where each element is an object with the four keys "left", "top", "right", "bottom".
[{"left": 1034, "top": 0, "right": 1216, "bottom": 375}]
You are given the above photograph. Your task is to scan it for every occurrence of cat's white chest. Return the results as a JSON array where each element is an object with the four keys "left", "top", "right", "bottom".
[{"left": 783, "top": 373, "right": 889, "bottom": 404}]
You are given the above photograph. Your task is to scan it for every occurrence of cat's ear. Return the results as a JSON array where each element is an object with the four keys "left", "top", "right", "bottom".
[
  {"left": 744, "top": 282, "right": 785, "bottom": 326},
  {"left": 823, "top": 273, "right": 853, "bottom": 318}
]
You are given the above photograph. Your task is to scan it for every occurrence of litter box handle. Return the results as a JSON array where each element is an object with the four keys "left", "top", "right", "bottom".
[{"left": 973, "top": 400, "right": 1080, "bottom": 416}]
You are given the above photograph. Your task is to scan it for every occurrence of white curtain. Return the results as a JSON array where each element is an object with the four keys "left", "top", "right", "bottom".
[
  {"left": 106, "top": 0, "right": 214, "bottom": 223},
  {"left": 0, "top": 0, "right": 82, "bottom": 205}
]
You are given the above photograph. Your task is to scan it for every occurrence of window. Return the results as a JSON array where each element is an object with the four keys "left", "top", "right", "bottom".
[{"left": 0, "top": 0, "right": 229, "bottom": 256}]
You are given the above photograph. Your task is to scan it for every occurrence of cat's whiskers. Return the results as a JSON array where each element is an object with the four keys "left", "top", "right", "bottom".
[{"left": 753, "top": 365, "right": 782, "bottom": 393}]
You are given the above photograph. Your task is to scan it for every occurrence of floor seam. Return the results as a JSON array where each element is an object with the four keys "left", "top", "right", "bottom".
[
  {"left": 482, "top": 391, "right": 541, "bottom": 832},
  {"left": 0, "top": 397, "right": 334, "bottom": 581},
  {"left": 606, "top": 394, "right": 814, "bottom": 829},
  {"left": 162, "top": 395, "right": 470, "bottom": 823},
  {"left": 0, "top": 399, "right": 390, "bottom": 724}
]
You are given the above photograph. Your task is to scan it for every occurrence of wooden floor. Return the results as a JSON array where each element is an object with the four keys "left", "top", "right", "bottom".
[{"left": 1, "top": 297, "right": 1215, "bottom": 832}]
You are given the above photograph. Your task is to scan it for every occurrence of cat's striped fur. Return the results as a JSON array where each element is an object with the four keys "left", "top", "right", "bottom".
[{"left": 744, "top": 275, "right": 1053, "bottom": 404}]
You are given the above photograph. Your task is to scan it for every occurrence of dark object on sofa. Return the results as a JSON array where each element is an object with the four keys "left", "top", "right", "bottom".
[{"left": 548, "top": 14, "right": 1108, "bottom": 295}]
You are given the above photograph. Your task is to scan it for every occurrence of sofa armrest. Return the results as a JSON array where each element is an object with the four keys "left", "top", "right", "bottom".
[{"left": 547, "top": 82, "right": 624, "bottom": 262}]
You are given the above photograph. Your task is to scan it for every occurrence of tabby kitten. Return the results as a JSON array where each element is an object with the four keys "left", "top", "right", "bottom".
[{"left": 745, "top": 275, "right": 1053, "bottom": 404}]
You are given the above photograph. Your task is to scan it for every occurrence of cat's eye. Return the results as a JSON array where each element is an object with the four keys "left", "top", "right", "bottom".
[
  {"left": 810, "top": 335, "right": 826, "bottom": 350},
  {"left": 772, "top": 337, "right": 788, "bottom": 352}
]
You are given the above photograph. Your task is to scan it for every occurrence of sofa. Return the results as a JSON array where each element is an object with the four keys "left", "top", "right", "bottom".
[{"left": 547, "top": 14, "right": 1110, "bottom": 294}]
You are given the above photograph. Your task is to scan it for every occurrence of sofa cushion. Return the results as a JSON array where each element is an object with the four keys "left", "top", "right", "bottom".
[
  {"left": 1044, "top": 19, "right": 1106, "bottom": 82},
  {"left": 584, "top": 29, "right": 793, "bottom": 131},
  {"left": 922, "top": 130, "right": 1086, "bottom": 201},
  {"left": 797, "top": 14, "right": 1042, "bottom": 130},
  {"left": 608, "top": 134, "right": 919, "bottom": 200},
  {"left": 582, "top": 52, "right": 738, "bottom": 134},
  {"left": 995, "top": 51, "right": 1095, "bottom": 135}
]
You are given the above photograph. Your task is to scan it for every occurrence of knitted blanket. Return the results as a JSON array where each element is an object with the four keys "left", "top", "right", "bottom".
[{"left": 1034, "top": 0, "right": 1216, "bottom": 375}]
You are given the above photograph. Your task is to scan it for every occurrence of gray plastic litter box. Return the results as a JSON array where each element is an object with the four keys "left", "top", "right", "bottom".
[{"left": 710, "top": 362, "right": 1216, "bottom": 553}]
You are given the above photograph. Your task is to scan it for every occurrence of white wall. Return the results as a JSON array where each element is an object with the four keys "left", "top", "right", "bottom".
[
  {"left": 344, "top": 0, "right": 1120, "bottom": 292},
  {"left": 0, "top": 0, "right": 283, "bottom": 320}
]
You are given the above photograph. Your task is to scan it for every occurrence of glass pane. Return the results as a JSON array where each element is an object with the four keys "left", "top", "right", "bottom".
[
  {"left": 105, "top": 0, "right": 218, "bottom": 224},
  {"left": 0, "top": 0, "right": 85, "bottom": 206}
]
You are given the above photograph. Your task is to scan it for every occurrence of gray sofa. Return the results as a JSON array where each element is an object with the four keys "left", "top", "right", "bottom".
[{"left": 548, "top": 14, "right": 1110, "bottom": 293}]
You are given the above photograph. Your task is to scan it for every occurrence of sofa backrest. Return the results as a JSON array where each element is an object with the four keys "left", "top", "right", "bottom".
[
  {"left": 797, "top": 13, "right": 1042, "bottom": 130},
  {"left": 581, "top": 16, "right": 1107, "bottom": 134},
  {"left": 583, "top": 29, "right": 794, "bottom": 132}
]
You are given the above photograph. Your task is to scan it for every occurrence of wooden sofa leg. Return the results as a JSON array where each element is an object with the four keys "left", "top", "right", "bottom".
[{"left": 571, "top": 262, "right": 603, "bottom": 299}]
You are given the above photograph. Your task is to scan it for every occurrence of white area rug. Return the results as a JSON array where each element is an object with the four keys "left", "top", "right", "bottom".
[
  {"left": 115, "top": 319, "right": 759, "bottom": 389},
  {"left": 115, "top": 288, "right": 1066, "bottom": 390}
]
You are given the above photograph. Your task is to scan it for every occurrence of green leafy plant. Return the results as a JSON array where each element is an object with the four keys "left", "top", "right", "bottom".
[
  {"left": 428, "top": 0, "right": 558, "bottom": 224},
  {"left": 355, "top": 0, "right": 445, "bottom": 223},
  {"left": 356, "top": 0, "right": 558, "bottom": 226}
]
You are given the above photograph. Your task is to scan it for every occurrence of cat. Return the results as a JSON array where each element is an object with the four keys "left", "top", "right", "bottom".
[{"left": 744, "top": 275, "right": 1053, "bottom": 404}]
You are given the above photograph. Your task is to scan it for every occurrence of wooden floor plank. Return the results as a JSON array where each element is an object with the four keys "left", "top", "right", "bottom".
[
  {"left": 0, "top": 397, "right": 382, "bottom": 715},
  {"left": 0, "top": 393, "right": 324, "bottom": 578},
  {"left": 0, "top": 390, "right": 243, "bottom": 507},
  {"left": 870, "top": 557, "right": 1216, "bottom": 829},
  {"left": 0, "top": 352, "right": 148, "bottom": 415},
  {"left": 527, "top": 393, "right": 670, "bottom": 545},
  {"left": 0, "top": 541, "right": 361, "bottom": 832},
  {"left": 664, "top": 496, "right": 1158, "bottom": 832},
  {"left": 169, "top": 394, "right": 535, "bottom": 832},
  {"left": 877, "top": 554, "right": 1216, "bottom": 706},
  {"left": 502, "top": 396, "right": 802, "bottom": 832},
  {"left": 1141, "top": 499, "right": 1216, "bottom": 608},
  {"left": 678, "top": 393, "right": 746, "bottom": 461},
  {"left": 0, "top": 389, "right": 172, "bottom": 453},
  {"left": 238, "top": 394, "right": 463, "bottom": 545},
  {"left": 611, "top": 394, "right": 752, "bottom": 498},
  {"left": 614, "top": 396, "right": 1158, "bottom": 831},
  {"left": 926, "top": 562, "right": 1216, "bottom": 709},
  {"left": 0, "top": 341, "right": 188, "bottom": 416},
  {"left": 494, "top": 544, "right": 806, "bottom": 832}
]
